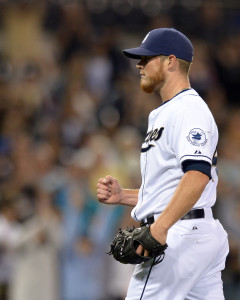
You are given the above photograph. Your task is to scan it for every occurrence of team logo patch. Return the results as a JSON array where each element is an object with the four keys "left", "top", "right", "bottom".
[{"left": 187, "top": 128, "right": 207, "bottom": 147}]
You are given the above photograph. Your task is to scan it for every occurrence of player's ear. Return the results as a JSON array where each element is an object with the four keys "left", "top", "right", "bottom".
[{"left": 167, "top": 55, "right": 177, "bottom": 70}]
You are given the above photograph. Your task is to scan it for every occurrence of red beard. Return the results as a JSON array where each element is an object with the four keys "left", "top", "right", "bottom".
[{"left": 140, "top": 77, "right": 156, "bottom": 94}]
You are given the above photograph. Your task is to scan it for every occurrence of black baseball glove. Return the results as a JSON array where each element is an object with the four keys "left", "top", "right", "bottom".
[{"left": 107, "top": 226, "right": 168, "bottom": 265}]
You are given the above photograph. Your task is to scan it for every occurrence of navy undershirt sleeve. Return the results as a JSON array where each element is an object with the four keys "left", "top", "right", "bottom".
[{"left": 182, "top": 160, "right": 212, "bottom": 180}]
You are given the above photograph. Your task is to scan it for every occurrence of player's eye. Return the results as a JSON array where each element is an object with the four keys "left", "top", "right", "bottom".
[
  {"left": 142, "top": 56, "right": 157, "bottom": 64},
  {"left": 145, "top": 56, "right": 152, "bottom": 61}
]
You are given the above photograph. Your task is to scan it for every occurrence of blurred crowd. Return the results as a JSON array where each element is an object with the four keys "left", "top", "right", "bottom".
[{"left": 0, "top": 1, "right": 240, "bottom": 300}]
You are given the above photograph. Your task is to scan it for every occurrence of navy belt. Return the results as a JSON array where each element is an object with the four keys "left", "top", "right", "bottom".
[{"left": 140, "top": 208, "right": 205, "bottom": 227}]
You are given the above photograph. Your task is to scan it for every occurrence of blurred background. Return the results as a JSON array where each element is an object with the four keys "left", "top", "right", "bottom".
[{"left": 0, "top": 0, "right": 239, "bottom": 299}]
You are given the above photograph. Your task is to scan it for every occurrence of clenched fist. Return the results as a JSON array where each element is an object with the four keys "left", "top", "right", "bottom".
[{"left": 97, "top": 175, "right": 124, "bottom": 205}]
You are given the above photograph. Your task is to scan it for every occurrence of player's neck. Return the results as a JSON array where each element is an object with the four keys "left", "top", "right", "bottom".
[{"left": 159, "top": 76, "right": 191, "bottom": 103}]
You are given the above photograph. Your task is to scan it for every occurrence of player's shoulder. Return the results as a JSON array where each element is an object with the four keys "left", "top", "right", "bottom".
[
  {"left": 173, "top": 88, "right": 210, "bottom": 114},
  {"left": 151, "top": 88, "right": 212, "bottom": 122},
  {"left": 166, "top": 88, "right": 217, "bottom": 128},
  {"left": 176, "top": 88, "right": 204, "bottom": 105}
]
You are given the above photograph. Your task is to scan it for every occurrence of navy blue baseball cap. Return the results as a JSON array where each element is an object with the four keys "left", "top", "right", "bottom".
[{"left": 123, "top": 28, "right": 193, "bottom": 62}]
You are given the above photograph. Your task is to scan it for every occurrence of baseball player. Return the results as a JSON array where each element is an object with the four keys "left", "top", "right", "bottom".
[{"left": 97, "top": 28, "right": 229, "bottom": 300}]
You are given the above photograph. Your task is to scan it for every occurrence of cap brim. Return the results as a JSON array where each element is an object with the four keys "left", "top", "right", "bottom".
[{"left": 122, "top": 47, "right": 158, "bottom": 59}]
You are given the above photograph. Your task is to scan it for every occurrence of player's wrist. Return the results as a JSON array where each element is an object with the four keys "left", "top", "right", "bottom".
[
  {"left": 120, "top": 189, "right": 139, "bottom": 207},
  {"left": 150, "top": 222, "right": 168, "bottom": 245},
  {"left": 117, "top": 188, "right": 125, "bottom": 205}
]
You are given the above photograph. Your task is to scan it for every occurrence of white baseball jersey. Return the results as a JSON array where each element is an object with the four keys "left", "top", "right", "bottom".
[{"left": 132, "top": 88, "right": 218, "bottom": 222}]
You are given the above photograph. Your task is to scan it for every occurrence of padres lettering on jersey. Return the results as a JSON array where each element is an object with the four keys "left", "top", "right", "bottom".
[
  {"left": 132, "top": 89, "right": 218, "bottom": 222},
  {"left": 141, "top": 127, "right": 164, "bottom": 152}
]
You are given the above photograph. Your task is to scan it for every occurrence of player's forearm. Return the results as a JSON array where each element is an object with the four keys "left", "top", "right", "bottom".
[
  {"left": 151, "top": 171, "right": 209, "bottom": 240},
  {"left": 121, "top": 189, "right": 139, "bottom": 207}
]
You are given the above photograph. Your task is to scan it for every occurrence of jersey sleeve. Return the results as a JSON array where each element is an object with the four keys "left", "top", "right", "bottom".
[
  {"left": 182, "top": 159, "right": 212, "bottom": 179},
  {"left": 168, "top": 103, "right": 217, "bottom": 168}
]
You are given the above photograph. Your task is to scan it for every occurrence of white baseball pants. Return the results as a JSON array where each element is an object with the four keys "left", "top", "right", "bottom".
[{"left": 125, "top": 218, "right": 229, "bottom": 300}]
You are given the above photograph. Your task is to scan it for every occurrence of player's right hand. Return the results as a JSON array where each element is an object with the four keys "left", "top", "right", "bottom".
[{"left": 97, "top": 175, "right": 123, "bottom": 205}]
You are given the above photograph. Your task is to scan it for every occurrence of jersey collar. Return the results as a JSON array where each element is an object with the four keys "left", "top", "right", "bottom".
[{"left": 159, "top": 88, "right": 192, "bottom": 108}]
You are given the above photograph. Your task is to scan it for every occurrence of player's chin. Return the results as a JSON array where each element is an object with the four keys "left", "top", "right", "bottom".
[
  {"left": 140, "top": 81, "right": 155, "bottom": 94},
  {"left": 140, "top": 78, "right": 156, "bottom": 94}
]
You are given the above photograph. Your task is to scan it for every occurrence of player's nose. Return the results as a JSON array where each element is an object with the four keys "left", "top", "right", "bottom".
[{"left": 136, "top": 63, "right": 143, "bottom": 70}]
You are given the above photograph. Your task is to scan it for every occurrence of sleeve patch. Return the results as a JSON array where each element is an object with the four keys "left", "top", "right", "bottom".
[{"left": 186, "top": 128, "right": 208, "bottom": 147}]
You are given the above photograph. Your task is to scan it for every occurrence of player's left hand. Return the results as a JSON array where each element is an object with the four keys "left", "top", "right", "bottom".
[
  {"left": 135, "top": 244, "right": 149, "bottom": 257},
  {"left": 136, "top": 224, "right": 167, "bottom": 256},
  {"left": 108, "top": 226, "right": 168, "bottom": 265}
]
